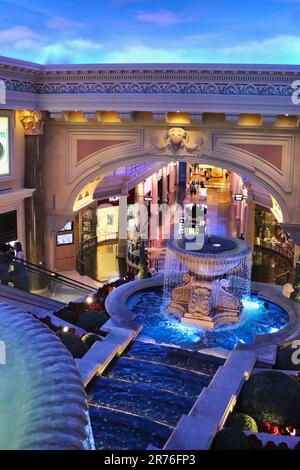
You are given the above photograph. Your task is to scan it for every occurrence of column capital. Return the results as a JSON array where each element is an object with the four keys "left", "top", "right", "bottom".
[{"left": 19, "top": 110, "right": 48, "bottom": 135}]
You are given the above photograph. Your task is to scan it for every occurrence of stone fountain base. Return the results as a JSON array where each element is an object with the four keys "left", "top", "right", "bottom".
[{"left": 168, "top": 274, "right": 242, "bottom": 329}]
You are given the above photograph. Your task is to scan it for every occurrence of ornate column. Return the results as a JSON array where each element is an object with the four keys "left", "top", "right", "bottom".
[{"left": 20, "top": 111, "right": 47, "bottom": 269}]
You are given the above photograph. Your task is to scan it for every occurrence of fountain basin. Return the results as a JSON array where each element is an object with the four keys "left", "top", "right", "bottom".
[
  {"left": 127, "top": 287, "right": 290, "bottom": 350},
  {"left": 105, "top": 275, "right": 300, "bottom": 354},
  {"left": 168, "top": 236, "right": 251, "bottom": 277}
]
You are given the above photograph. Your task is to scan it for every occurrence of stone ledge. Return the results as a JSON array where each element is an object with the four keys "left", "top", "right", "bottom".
[
  {"left": 164, "top": 348, "right": 257, "bottom": 450},
  {"left": 76, "top": 325, "right": 141, "bottom": 387}
]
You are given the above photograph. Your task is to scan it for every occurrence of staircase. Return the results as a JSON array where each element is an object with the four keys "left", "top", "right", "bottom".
[{"left": 164, "top": 348, "right": 257, "bottom": 450}]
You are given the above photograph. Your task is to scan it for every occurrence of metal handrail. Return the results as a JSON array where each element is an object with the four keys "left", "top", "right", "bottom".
[
  {"left": 273, "top": 270, "right": 292, "bottom": 285},
  {"left": 273, "top": 270, "right": 292, "bottom": 280},
  {"left": 1, "top": 255, "right": 93, "bottom": 292}
]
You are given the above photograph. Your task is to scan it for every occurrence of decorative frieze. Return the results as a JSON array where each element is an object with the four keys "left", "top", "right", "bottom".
[
  {"left": 1, "top": 59, "right": 300, "bottom": 99},
  {"left": 1, "top": 78, "right": 296, "bottom": 97}
]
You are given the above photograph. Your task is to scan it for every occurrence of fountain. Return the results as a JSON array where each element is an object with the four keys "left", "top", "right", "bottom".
[
  {"left": 165, "top": 235, "right": 252, "bottom": 328},
  {"left": 0, "top": 303, "right": 89, "bottom": 450}
]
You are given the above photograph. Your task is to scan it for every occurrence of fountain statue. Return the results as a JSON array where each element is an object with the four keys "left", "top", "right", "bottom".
[{"left": 165, "top": 235, "right": 252, "bottom": 328}]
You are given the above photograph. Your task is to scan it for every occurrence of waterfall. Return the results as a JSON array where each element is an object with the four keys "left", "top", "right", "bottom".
[{"left": 163, "top": 247, "right": 188, "bottom": 303}]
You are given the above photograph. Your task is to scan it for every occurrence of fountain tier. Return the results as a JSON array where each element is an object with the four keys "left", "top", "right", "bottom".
[{"left": 165, "top": 236, "right": 252, "bottom": 328}]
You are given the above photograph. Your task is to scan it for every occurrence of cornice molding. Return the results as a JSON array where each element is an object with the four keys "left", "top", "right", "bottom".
[
  {"left": 0, "top": 188, "right": 35, "bottom": 207},
  {"left": 1, "top": 56, "right": 300, "bottom": 113},
  {"left": 1, "top": 57, "right": 299, "bottom": 91}
]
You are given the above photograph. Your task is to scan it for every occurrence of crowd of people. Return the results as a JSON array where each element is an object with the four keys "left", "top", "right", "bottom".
[{"left": 189, "top": 179, "right": 205, "bottom": 196}]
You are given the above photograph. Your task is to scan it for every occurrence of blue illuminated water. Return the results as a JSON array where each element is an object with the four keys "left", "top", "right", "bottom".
[
  {"left": 126, "top": 288, "right": 289, "bottom": 350},
  {"left": 88, "top": 288, "right": 288, "bottom": 450},
  {"left": 88, "top": 341, "right": 220, "bottom": 450}
]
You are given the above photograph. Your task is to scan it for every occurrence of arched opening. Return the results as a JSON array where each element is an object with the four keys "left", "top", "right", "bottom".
[{"left": 68, "top": 157, "right": 292, "bottom": 286}]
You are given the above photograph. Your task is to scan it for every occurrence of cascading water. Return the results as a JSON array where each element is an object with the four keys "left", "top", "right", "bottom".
[
  {"left": 163, "top": 247, "right": 187, "bottom": 299},
  {"left": 163, "top": 235, "right": 252, "bottom": 328}
]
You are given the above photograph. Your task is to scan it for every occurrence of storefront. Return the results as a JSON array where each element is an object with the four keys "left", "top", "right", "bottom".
[
  {"left": 254, "top": 205, "right": 294, "bottom": 263},
  {"left": 97, "top": 204, "right": 119, "bottom": 243}
]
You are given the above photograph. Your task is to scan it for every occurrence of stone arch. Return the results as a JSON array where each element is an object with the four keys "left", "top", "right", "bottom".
[
  {"left": 188, "top": 151, "right": 290, "bottom": 223},
  {"left": 66, "top": 149, "right": 289, "bottom": 224},
  {"left": 66, "top": 153, "right": 167, "bottom": 213}
]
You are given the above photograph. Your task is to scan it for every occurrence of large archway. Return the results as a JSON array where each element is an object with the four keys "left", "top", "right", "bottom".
[{"left": 68, "top": 151, "right": 289, "bottom": 224}]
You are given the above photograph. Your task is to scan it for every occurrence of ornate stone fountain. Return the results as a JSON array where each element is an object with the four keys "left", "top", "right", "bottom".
[{"left": 165, "top": 235, "right": 252, "bottom": 328}]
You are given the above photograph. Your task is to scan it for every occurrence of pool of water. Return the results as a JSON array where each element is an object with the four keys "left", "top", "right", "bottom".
[
  {"left": 126, "top": 288, "right": 289, "bottom": 350},
  {"left": 87, "top": 341, "right": 220, "bottom": 450}
]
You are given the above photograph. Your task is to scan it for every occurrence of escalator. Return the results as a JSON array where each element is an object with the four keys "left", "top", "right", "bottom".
[{"left": 0, "top": 256, "right": 93, "bottom": 309}]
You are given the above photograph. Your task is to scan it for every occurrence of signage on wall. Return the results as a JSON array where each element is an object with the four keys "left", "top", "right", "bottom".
[
  {"left": 0, "top": 117, "right": 10, "bottom": 176},
  {"left": 234, "top": 193, "right": 247, "bottom": 201}
]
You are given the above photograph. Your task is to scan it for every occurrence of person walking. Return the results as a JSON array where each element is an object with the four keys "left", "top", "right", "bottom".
[
  {"left": 14, "top": 241, "right": 25, "bottom": 261},
  {"left": 0, "top": 243, "right": 14, "bottom": 285},
  {"left": 13, "top": 241, "right": 28, "bottom": 291}
]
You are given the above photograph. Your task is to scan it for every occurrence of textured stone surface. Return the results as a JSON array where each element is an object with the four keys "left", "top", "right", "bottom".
[{"left": 0, "top": 301, "right": 88, "bottom": 450}]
